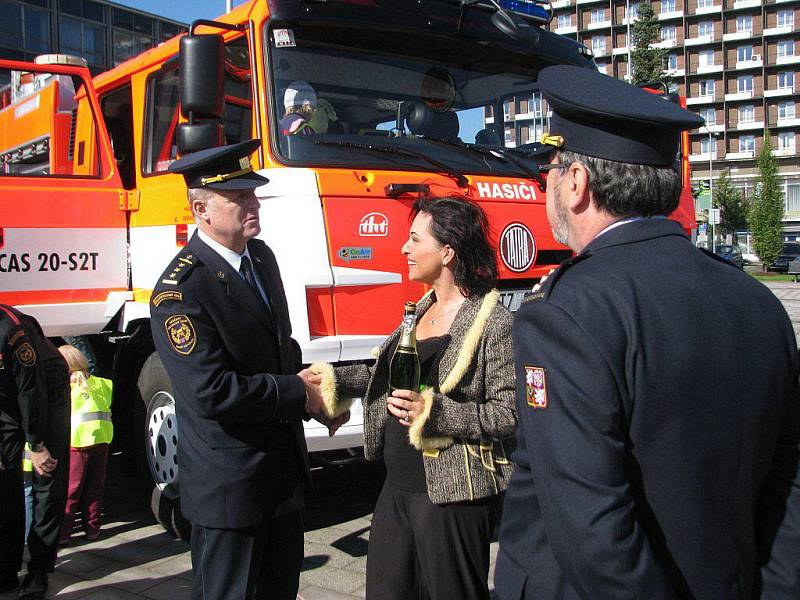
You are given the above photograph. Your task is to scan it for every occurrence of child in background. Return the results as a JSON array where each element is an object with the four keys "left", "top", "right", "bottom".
[{"left": 57, "top": 345, "right": 113, "bottom": 544}]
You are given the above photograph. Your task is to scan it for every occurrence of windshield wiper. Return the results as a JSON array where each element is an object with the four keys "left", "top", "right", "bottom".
[
  {"left": 415, "top": 136, "right": 545, "bottom": 190},
  {"left": 314, "top": 140, "right": 469, "bottom": 188}
]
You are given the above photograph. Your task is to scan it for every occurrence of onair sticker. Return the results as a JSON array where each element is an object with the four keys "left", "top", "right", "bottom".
[
  {"left": 274, "top": 29, "right": 296, "bottom": 48},
  {"left": 338, "top": 247, "right": 373, "bottom": 262},
  {"left": 358, "top": 212, "right": 389, "bottom": 237}
]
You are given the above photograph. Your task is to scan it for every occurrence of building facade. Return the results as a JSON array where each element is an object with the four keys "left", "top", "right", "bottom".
[
  {"left": 503, "top": 0, "right": 800, "bottom": 239},
  {"left": 0, "top": 0, "right": 186, "bottom": 75}
]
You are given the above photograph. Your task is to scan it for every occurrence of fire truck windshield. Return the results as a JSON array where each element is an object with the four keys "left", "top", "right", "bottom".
[{"left": 267, "top": 23, "right": 552, "bottom": 179}]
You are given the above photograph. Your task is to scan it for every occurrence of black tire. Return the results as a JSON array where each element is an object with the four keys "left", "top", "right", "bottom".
[{"left": 136, "top": 352, "right": 192, "bottom": 540}]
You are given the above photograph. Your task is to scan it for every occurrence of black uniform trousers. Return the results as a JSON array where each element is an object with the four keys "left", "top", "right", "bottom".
[
  {"left": 366, "top": 482, "right": 499, "bottom": 600},
  {"left": 0, "top": 435, "right": 25, "bottom": 579},
  {"left": 27, "top": 392, "right": 70, "bottom": 573},
  {"left": 190, "top": 509, "right": 303, "bottom": 600}
]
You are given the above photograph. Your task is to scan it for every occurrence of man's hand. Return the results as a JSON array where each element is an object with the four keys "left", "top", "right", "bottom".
[
  {"left": 312, "top": 410, "right": 351, "bottom": 437},
  {"left": 297, "top": 368, "right": 324, "bottom": 415},
  {"left": 30, "top": 446, "right": 57, "bottom": 477}
]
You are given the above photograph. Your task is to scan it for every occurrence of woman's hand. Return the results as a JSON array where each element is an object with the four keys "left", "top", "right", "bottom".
[{"left": 387, "top": 389, "right": 423, "bottom": 427}]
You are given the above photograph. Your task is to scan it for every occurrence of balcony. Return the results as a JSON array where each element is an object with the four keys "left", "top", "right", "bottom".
[
  {"left": 723, "top": 31, "right": 754, "bottom": 42},
  {"left": 612, "top": 46, "right": 630, "bottom": 55},
  {"left": 694, "top": 4, "right": 722, "bottom": 14},
  {"left": 774, "top": 148, "right": 797, "bottom": 157},
  {"left": 765, "top": 87, "right": 796, "bottom": 97},
  {"left": 576, "top": 0, "right": 605, "bottom": 5},
  {"left": 687, "top": 95, "right": 718, "bottom": 105},
  {"left": 555, "top": 25, "right": 578, "bottom": 34},
  {"left": 736, "top": 119, "right": 765, "bottom": 130},
  {"left": 699, "top": 123, "right": 725, "bottom": 133},
  {"left": 550, "top": 0, "right": 571, "bottom": 7},
  {"left": 725, "top": 90, "right": 754, "bottom": 101},
  {"left": 726, "top": 150, "right": 755, "bottom": 159},
  {"left": 685, "top": 35, "right": 716, "bottom": 46},
  {"left": 732, "top": 0, "right": 761, "bottom": 8},
  {"left": 666, "top": 67, "right": 686, "bottom": 76},
  {"left": 592, "top": 46, "right": 610, "bottom": 57},
  {"left": 776, "top": 116, "right": 800, "bottom": 127},
  {"left": 775, "top": 0, "right": 798, "bottom": 4},
  {"left": 652, "top": 39, "right": 678, "bottom": 48},
  {"left": 735, "top": 57, "right": 764, "bottom": 69},
  {"left": 658, "top": 10, "right": 684, "bottom": 19},
  {"left": 697, "top": 63, "right": 724, "bottom": 74},
  {"left": 689, "top": 152, "right": 719, "bottom": 162},
  {"left": 764, "top": 25, "right": 794, "bottom": 37},
  {"left": 485, "top": 116, "right": 494, "bottom": 124},
  {"left": 776, "top": 55, "right": 800, "bottom": 66},
  {"left": 587, "top": 19, "right": 612, "bottom": 29}
]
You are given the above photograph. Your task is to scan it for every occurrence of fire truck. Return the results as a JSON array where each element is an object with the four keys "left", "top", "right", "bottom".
[{"left": 0, "top": 0, "right": 695, "bottom": 536}]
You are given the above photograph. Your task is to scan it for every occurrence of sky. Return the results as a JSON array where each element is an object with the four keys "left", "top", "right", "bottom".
[{"left": 112, "top": 0, "right": 245, "bottom": 23}]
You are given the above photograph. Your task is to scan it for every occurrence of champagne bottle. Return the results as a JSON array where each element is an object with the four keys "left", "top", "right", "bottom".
[{"left": 389, "top": 301, "right": 421, "bottom": 393}]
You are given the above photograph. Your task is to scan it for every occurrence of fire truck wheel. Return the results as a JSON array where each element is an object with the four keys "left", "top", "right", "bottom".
[{"left": 137, "top": 352, "right": 192, "bottom": 540}]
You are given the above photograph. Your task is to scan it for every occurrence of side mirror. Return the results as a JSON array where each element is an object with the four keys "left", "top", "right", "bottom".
[
  {"left": 178, "top": 33, "right": 225, "bottom": 155},
  {"left": 491, "top": 9, "right": 539, "bottom": 44}
]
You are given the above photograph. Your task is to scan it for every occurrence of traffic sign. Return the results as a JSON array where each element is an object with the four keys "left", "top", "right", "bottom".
[{"left": 710, "top": 208, "right": 720, "bottom": 225}]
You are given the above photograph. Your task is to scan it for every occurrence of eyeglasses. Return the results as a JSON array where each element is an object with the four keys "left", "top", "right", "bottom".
[{"left": 538, "top": 163, "right": 569, "bottom": 175}]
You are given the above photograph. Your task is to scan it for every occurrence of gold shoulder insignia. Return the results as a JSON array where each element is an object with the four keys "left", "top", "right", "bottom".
[
  {"left": 15, "top": 342, "right": 36, "bottom": 367},
  {"left": 152, "top": 291, "right": 184, "bottom": 307},
  {"left": 522, "top": 291, "right": 546, "bottom": 304},
  {"left": 165, "top": 315, "right": 196, "bottom": 355},
  {"left": 161, "top": 252, "right": 197, "bottom": 286},
  {"left": 9, "top": 331, "right": 24, "bottom": 345}
]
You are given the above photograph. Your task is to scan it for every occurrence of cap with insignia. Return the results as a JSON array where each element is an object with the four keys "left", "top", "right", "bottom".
[
  {"left": 168, "top": 139, "right": 269, "bottom": 190},
  {"left": 530, "top": 66, "right": 704, "bottom": 167}
]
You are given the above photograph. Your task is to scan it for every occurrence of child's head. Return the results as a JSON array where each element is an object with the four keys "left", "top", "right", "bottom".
[{"left": 58, "top": 344, "right": 90, "bottom": 386}]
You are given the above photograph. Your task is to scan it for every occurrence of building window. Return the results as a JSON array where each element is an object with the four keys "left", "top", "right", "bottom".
[
  {"left": 739, "top": 104, "right": 754, "bottom": 123},
  {"left": 60, "top": 16, "right": 105, "bottom": 67},
  {"left": 785, "top": 178, "right": 800, "bottom": 213},
  {"left": 777, "top": 10, "right": 793, "bottom": 29},
  {"left": 667, "top": 53, "right": 678, "bottom": 70},
  {"left": 697, "top": 0, "right": 713, "bottom": 7},
  {"left": 778, "top": 101, "right": 796, "bottom": 120},
  {"left": 590, "top": 8, "right": 605, "bottom": 23},
  {"left": 557, "top": 13, "right": 570, "bottom": 28},
  {"left": 60, "top": 0, "right": 104, "bottom": 22},
  {"left": 698, "top": 21, "right": 713, "bottom": 37},
  {"left": 699, "top": 49, "right": 715, "bottom": 67},
  {"left": 591, "top": 35, "right": 605, "bottom": 54},
  {"left": 661, "top": 0, "right": 675, "bottom": 13},
  {"left": 112, "top": 8, "right": 155, "bottom": 66},
  {"left": 699, "top": 79, "right": 715, "bottom": 97},
  {"left": 778, "top": 71, "right": 795, "bottom": 90},
  {"left": 0, "top": 2, "right": 51, "bottom": 54},
  {"left": 531, "top": 93, "right": 543, "bottom": 117},
  {"left": 700, "top": 107, "right": 716, "bottom": 125},
  {"left": 737, "top": 75, "right": 753, "bottom": 93},
  {"left": 503, "top": 100, "right": 512, "bottom": 121},
  {"left": 628, "top": 3, "right": 639, "bottom": 19},
  {"left": 737, "top": 45, "right": 753, "bottom": 63},
  {"left": 700, "top": 136, "right": 714, "bottom": 154},
  {"left": 778, "top": 132, "right": 796, "bottom": 152},
  {"left": 777, "top": 40, "right": 794, "bottom": 58},
  {"left": 595, "top": 62, "right": 608, "bottom": 74},
  {"left": 159, "top": 21, "right": 185, "bottom": 44},
  {"left": 660, "top": 25, "right": 676, "bottom": 43},
  {"left": 739, "top": 135, "right": 755, "bottom": 153},
  {"left": 504, "top": 128, "right": 512, "bottom": 144},
  {"left": 736, "top": 15, "right": 752, "bottom": 34}
]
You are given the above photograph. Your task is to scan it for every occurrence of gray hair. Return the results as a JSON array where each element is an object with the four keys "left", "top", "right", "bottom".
[
  {"left": 558, "top": 150, "right": 682, "bottom": 217},
  {"left": 187, "top": 186, "right": 215, "bottom": 219}
]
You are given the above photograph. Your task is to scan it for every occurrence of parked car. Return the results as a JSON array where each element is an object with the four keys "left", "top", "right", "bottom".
[
  {"left": 769, "top": 243, "right": 800, "bottom": 272},
  {"left": 714, "top": 244, "right": 744, "bottom": 269}
]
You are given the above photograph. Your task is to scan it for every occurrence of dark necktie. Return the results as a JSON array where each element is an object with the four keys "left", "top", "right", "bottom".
[{"left": 239, "top": 255, "right": 271, "bottom": 313}]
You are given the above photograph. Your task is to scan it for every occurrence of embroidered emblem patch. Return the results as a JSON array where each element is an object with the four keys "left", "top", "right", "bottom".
[
  {"left": 165, "top": 315, "right": 196, "bottom": 355},
  {"left": 15, "top": 342, "right": 37, "bottom": 367},
  {"left": 525, "top": 365, "right": 547, "bottom": 409},
  {"left": 152, "top": 291, "right": 184, "bottom": 307}
]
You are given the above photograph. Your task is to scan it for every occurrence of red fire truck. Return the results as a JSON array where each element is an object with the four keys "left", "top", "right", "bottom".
[{"left": 0, "top": 0, "right": 694, "bottom": 536}]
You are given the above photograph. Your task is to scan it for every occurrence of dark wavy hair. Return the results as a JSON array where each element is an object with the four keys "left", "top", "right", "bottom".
[{"left": 411, "top": 196, "right": 497, "bottom": 297}]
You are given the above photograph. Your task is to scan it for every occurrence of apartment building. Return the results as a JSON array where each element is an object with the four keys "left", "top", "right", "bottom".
[
  {"left": 0, "top": 0, "right": 186, "bottom": 75},
  {"left": 501, "top": 0, "right": 800, "bottom": 236}
]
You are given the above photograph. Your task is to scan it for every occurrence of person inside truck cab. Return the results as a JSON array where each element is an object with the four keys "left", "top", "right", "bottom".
[{"left": 279, "top": 80, "right": 318, "bottom": 136}]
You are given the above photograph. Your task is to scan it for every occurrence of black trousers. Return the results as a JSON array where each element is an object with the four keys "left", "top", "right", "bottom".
[
  {"left": 366, "top": 482, "right": 500, "bottom": 600},
  {"left": 27, "top": 395, "right": 70, "bottom": 573},
  {"left": 190, "top": 510, "right": 304, "bottom": 600},
  {"left": 0, "top": 441, "right": 25, "bottom": 579}
]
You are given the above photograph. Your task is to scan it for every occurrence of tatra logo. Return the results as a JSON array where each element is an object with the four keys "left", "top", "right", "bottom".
[
  {"left": 358, "top": 213, "right": 389, "bottom": 237},
  {"left": 500, "top": 223, "right": 536, "bottom": 272},
  {"left": 475, "top": 181, "right": 539, "bottom": 201}
]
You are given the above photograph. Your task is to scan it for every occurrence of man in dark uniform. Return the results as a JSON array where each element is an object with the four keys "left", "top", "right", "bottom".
[
  {"left": 496, "top": 65, "right": 800, "bottom": 599},
  {"left": 0, "top": 305, "right": 70, "bottom": 600},
  {"left": 150, "top": 140, "right": 342, "bottom": 600}
]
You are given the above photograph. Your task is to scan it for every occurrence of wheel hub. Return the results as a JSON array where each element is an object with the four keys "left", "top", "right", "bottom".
[{"left": 146, "top": 391, "right": 179, "bottom": 488}]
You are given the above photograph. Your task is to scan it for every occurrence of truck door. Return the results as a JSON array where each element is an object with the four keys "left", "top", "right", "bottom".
[{"left": 0, "top": 59, "right": 127, "bottom": 336}]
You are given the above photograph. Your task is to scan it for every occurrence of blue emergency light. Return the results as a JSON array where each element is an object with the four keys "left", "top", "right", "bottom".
[{"left": 498, "top": 0, "right": 551, "bottom": 23}]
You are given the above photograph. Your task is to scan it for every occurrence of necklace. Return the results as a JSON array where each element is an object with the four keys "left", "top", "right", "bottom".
[{"left": 428, "top": 303, "right": 462, "bottom": 325}]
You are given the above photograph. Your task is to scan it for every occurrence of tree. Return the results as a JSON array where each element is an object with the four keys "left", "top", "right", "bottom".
[
  {"left": 631, "top": 2, "right": 669, "bottom": 87},
  {"left": 714, "top": 169, "right": 748, "bottom": 237},
  {"left": 748, "top": 130, "right": 784, "bottom": 269}
]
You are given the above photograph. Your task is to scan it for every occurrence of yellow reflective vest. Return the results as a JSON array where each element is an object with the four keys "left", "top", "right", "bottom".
[
  {"left": 70, "top": 376, "right": 113, "bottom": 448},
  {"left": 22, "top": 444, "right": 32, "bottom": 475}
]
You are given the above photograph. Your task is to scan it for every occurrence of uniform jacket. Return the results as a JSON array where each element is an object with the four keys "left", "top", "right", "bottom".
[
  {"left": 313, "top": 290, "right": 517, "bottom": 504},
  {"left": 497, "top": 218, "right": 800, "bottom": 600},
  {"left": 150, "top": 232, "right": 309, "bottom": 529}
]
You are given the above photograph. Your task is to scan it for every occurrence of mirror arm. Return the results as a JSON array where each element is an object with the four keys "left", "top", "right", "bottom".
[{"left": 189, "top": 19, "right": 246, "bottom": 36}]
